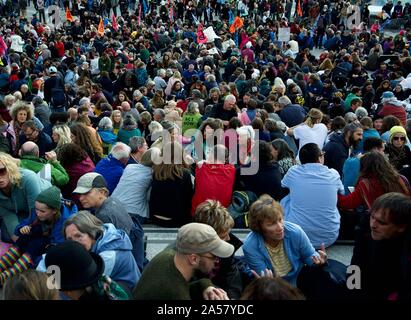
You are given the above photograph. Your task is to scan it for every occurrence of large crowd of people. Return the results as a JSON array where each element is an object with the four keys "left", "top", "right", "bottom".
[{"left": 0, "top": 0, "right": 410, "bottom": 301}]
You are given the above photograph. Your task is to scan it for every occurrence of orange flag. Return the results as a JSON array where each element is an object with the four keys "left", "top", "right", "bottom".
[
  {"left": 229, "top": 16, "right": 244, "bottom": 33},
  {"left": 98, "top": 17, "right": 105, "bottom": 36},
  {"left": 66, "top": 7, "right": 74, "bottom": 22},
  {"left": 296, "top": 0, "right": 303, "bottom": 17}
]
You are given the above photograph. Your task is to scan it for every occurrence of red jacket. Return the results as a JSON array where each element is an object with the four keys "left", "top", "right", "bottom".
[
  {"left": 338, "top": 176, "right": 409, "bottom": 210},
  {"left": 191, "top": 162, "right": 236, "bottom": 215}
]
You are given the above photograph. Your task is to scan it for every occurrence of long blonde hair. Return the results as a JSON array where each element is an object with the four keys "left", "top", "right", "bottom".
[
  {"left": 52, "top": 124, "right": 72, "bottom": 149},
  {"left": 305, "top": 108, "right": 323, "bottom": 128},
  {"left": 0, "top": 152, "right": 21, "bottom": 187}
]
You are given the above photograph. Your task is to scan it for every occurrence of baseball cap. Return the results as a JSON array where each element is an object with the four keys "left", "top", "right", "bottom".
[
  {"left": 176, "top": 223, "right": 234, "bottom": 258},
  {"left": 73, "top": 172, "right": 107, "bottom": 194},
  {"left": 48, "top": 66, "right": 58, "bottom": 74}
]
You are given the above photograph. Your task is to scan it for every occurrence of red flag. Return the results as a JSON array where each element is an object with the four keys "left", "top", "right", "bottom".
[
  {"left": 229, "top": 16, "right": 244, "bottom": 33},
  {"left": 112, "top": 14, "right": 118, "bottom": 31},
  {"left": 66, "top": 7, "right": 74, "bottom": 22},
  {"left": 296, "top": 0, "right": 303, "bottom": 17},
  {"left": 197, "top": 24, "right": 208, "bottom": 44},
  {"left": 98, "top": 17, "right": 105, "bottom": 36}
]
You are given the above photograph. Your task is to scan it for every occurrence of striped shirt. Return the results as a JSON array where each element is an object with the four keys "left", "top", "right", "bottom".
[{"left": 265, "top": 241, "right": 292, "bottom": 277}]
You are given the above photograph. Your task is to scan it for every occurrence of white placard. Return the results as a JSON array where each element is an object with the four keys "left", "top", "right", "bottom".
[{"left": 278, "top": 28, "right": 290, "bottom": 42}]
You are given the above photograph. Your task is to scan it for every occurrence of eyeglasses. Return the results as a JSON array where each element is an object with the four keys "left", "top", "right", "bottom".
[
  {"left": 24, "top": 130, "right": 37, "bottom": 138},
  {"left": 0, "top": 167, "right": 7, "bottom": 176},
  {"left": 393, "top": 136, "right": 406, "bottom": 141},
  {"left": 198, "top": 254, "right": 219, "bottom": 262}
]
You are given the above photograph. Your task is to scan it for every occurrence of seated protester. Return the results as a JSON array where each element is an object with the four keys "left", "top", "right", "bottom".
[
  {"left": 56, "top": 211, "right": 140, "bottom": 292},
  {"left": 57, "top": 143, "right": 95, "bottom": 205},
  {"left": 133, "top": 223, "right": 234, "bottom": 300},
  {"left": 2, "top": 270, "right": 60, "bottom": 300},
  {"left": 276, "top": 96, "right": 307, "bottom": 128},
  {"left": 73, "top": 172, "right": 144, "bottom": 270},
  {"left": 350, "top": 193, "right": 411, "bottom": 300},
  {"left": 287, "top": 108, "right": 328, "bottom": 156},
  {"left": 193, "top": 200, "right": 244, "bottom": 300},
  {"left": 182, "top": 102, "right": 202, "bottom": 135},
  {"left": 112, "top": 148, "right": 160, "bottom": 224},
  {"left": 191, "top": 145, "right": 236, "bottom": 215},
  {"left": 73, "top": 173, "right": 134, "bottom": 236},
  {"left": 127, "top": 136, "right": 148, "bottom": 165},
  {"left": 70, "top": 122, "right": 104, "bottom": 165},
  {"left": 209, "top": 94, "right": 238, "bottom": 128},
  {"left": 240, "top": 276, "right": 305, "bottom": 300},
  {"left": 0, "top": 186, "right": 76, "bottom": 284},
  {"left": 0, "top": 152, "right": 52, "bottom": 243},
  {"left": 45, "top": 241, "right": 130, "bottom": 300},
  {"left": 94, "top": 142, "right": 131, "bottom": 194},
  {"left": 251, "top": 118, "right": 271, "bottom": 142},
  {"left": 150, "top": 142, "right": 193, "bottom": 228},
  {"left": 378, "top": 91, "right": 407, "bottom": 126},
  {"left": 354, "top": 117, "right": 381, "bottom": 155},
  {"left": 281, "top": 143, "right": 343, "bottom": 248},
  {"left": 385, "top": 126, "right": 411, "bottom": 171},
  {"left": 97, "top": 117, "right": 118, "bottom": 156},
  {"left": 339, "top": 152, "right": 410, "bottom": 211},
  {"left": 342, "top": 137, "right": 385, "bottom": 195},
  {"left": 19, "top": 142, "right": 69, "bottom": 187},
  {"left": 323, "top": 123, "right": 363, "bottom": 177},
  {"left": 243, "top": 195, "right": 327, "bottom": 287},
  {"left": 19, "top": 120, "right": 53, "bottom": 158},
  {"left": 117, "top": 115, "right": 142, "bottom": 145},
  {"left": 235, "top": 140, "right": 283, "bottom": 201},
  {"left": 271, "top": 139, "right": 297, "bottom": 178}
]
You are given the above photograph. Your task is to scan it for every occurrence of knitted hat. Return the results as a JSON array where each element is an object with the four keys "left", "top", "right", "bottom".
[
  {"left": 382, "top": 91, "right": 394, "bottom": 99},
  {"left": 36, "top": 186, "right": 61, "bottom": 210},
  {"left": 389, "top": 126, "right": 407, "bottom": 142}
]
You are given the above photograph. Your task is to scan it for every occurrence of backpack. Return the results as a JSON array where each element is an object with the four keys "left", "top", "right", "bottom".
[
  {"left": 227, "top": 191, "right": 258, "bottom": 228},
  {"left": 50, "top": 79, "right": 67, "bottom": 110}
]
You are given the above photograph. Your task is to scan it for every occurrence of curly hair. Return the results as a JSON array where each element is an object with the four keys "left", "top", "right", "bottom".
[{"left": 10, "top": 101, "right": 34, "bottom": 122}]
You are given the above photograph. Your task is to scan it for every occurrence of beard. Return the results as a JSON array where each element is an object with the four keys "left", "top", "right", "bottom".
[{"left": 349, "top": 135, "right": 361, "bottom": 149}]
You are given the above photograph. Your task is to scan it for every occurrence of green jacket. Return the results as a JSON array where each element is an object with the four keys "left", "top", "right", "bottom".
[
  {"left": 133, "top": 246, "right": 213, "bottom": 300},
  {"left": 20, "top": 156, "right": 69, "bottom": 187},
  {"left": 0, "top": 169, "right": 51, "bottom": 236}
]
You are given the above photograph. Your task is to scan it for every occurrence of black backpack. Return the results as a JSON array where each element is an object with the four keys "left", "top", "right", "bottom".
[{"left": 50, "top": 79, "right": 67, "bottom": 110}]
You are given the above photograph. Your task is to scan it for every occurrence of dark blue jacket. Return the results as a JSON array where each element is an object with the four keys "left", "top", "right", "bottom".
[
  {"left": 94, "top": 154, "right": 126, "bottom": 195},
  {"left": 278, "top": 104, "right": 307, "bottom": 128},
  {"left": 15, "top": 200, "right": 78, "bottom": 244},
  {"left": 19, "top": 130, "right": 54, "bottom": 157},
  {"left": 323, "top": 132, "right": 349, "bottom": 177}
]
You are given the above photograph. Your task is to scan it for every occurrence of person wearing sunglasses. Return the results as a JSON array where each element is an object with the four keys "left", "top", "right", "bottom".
[
  {"left": 385, "top": 126, "right": 411, "bottom": 171},
  {"left": 0, "top": 152, "right": 51, "bottom": 244}
]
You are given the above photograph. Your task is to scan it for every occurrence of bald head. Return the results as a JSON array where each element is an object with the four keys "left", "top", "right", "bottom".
[{"left": 20, "top": 141, "right": 39, "bottom": 157}]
